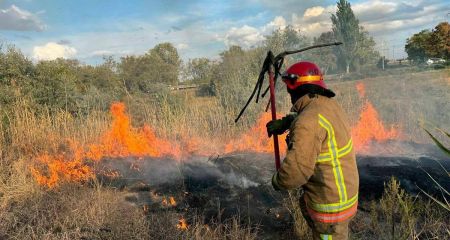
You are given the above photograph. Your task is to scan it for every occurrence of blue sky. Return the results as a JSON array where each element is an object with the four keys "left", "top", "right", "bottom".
[{"left": 0, "top": 0, "right": 448, "bottom": 64}]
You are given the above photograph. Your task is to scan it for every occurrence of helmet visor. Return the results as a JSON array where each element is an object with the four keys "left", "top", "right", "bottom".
[{"left": 281, "top": 73, "right": 298, "bottom": 85}]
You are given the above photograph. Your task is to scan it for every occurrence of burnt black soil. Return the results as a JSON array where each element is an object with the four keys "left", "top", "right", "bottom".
[{"left": 97, "top": 143, "right": 450, "bottom": 239}]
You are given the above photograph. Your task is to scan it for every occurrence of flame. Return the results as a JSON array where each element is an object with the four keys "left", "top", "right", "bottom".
[
  {"left": 177, "top": 218, "right": 188, "bottom": 230},
  {"left": 351, "top": 101, "right": 399, "bottom": 151},
  {"left": 86, "top": 102, "right": 182, "bottom": 160},
  {"left": 30, "top": 140, "right": 94, "bottom": 188},
  {"left": 162, "top": 196, "right": 177, "bottom": 207},
  {"left": 356, "top": 82, "right": 366, "bottom": 98},
  {"left": 31, "top": 103, "right": 186, "bottom": 188},
  {"left": 30, "top": 104, "right": 304, "bottom": 187},
  {"left": 352, "top": 83, "right": 399, "bottom": 151},
  {"left": 169, "top": 196, "right": 177, "bottom": 206},
  {"left": 224, "top": 112, "right": 287, "bottom": 154}
]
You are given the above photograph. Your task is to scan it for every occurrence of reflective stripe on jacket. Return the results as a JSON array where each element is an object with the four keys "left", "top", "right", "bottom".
[{"left": 273, "top": 94, "right": 359, "bottom": 223}]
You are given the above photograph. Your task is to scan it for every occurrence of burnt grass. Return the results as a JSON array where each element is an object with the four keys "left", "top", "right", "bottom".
[{"left": 96, "top": 142, "right": 450, "bottom": 238}]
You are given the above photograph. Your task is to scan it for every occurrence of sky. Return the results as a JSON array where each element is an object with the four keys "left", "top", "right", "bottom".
[{"left": 0, "top": 0, "right": 448, "bottom": 64}]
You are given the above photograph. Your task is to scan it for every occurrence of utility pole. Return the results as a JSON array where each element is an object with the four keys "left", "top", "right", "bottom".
[{"left": 380, "top": 40, "right": 389, "bottom": 70}]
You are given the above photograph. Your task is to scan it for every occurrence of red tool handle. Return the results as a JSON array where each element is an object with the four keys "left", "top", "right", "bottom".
[{"left": 268, "top": 68, "right": 281, "bottom": 170}]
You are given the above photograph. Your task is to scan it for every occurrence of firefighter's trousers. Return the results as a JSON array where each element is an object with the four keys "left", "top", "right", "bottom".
[{"left": 299, "top": 195, "right": 351, "bottom": 240}]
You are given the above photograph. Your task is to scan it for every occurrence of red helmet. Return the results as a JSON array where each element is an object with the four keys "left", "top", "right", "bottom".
[{"left": 281, "top": 61, "right": 327, "bottom": 90}]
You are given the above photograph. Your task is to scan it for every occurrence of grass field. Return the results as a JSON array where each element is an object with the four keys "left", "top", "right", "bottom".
[{"left": 0, "top": 68, "right": 449, "bottom": 239}]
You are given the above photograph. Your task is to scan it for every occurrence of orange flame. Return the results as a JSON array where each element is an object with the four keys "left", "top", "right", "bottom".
[
  {"left": 169, "top": 196, "right": 177, "bottom": 206},
  {"left": 162, "top": 196, "right": 177, "bottom": 207},
  {"left": 30, "top": 103, "right": 321, "bottom": 188},
  {"left": 352, "top": 83, "right": 399, "bottom": 151},
  {"left": 224, "top": 112, "right": 287, "bottom": 154},
  {"left": 351, "top": 101, "right": 399, "bottom": 151},
  {"left": 86, "top": 102, "right": 182, "bottom": 160},
  {"left": 177, "top": 218, "right": 188, "bottom": 230},
  {"left": 355, "top": 82, "right": 366, "bottom": 98},
  {"left": 30, "top": 140, "right": 94, "bottom": 188}
]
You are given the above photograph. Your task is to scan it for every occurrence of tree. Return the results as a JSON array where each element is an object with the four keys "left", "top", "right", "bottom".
[
  {"left": 331, "top": 0, "right": 360, "bottom": 73},
  {"left": 186, "top": 58, "right": 213, "bottom": 84},
  {"left": 264, "top": 25, "right": 309, "bottom": 60},
  {"left": 405, "top": 30, "right": 432, "bottom": 63},
  {"left": 312, "top": 31, "right": 338, "bottom": 74},
  {"left": 354, "top": 27, "right": 379, "bottom": 71},
  {"left": 0, "top": 45, "right": 34, "bottom": 104},
  {"left": 429, "top": 22, "right": 450, "bottom": 59},
  {"left": 405, "top": 22, "right": 450, "bottom": 62},
  {"left": 118, "top": 42, "right": 182, "bottom": 94},
  {"left": 33, "top": 59, "right": 82, "bottom": 113},
  {"left": 148, "top": 43, "right": 181, "bottom": 85}
]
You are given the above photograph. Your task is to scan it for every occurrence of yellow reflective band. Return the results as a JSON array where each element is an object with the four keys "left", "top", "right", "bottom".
[
  {"left": 317, "top": 139, "right": 353, "bottom": 163},
  {"left": 318, "top": 114, "right": 348, "bottom": 202},
  {"left": 338, "top": 139, "right": 353, "bottom": 157},
  {"left": 310, "top": 194, "right": 358, "bottom": 213},
  {"left": 320, "top": 234, "right": 332, "bottom": 240},
  {"left": 297, "top": 75, "right": 321, "bottom": 82}
]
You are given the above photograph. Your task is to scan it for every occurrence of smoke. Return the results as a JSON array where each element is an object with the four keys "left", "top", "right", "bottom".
[{"left": 97, "top": 155, "right": 260, "bottom": 189}]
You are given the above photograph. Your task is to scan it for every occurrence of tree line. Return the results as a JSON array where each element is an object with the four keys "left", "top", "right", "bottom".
[
  {"left": 0, "top": 0, "right": 401, "bottom": 115},
  {"left": 405, "top": 22, "right": 450, "bottom": 63}
]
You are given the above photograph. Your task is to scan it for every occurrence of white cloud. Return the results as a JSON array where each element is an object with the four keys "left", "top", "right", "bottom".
[
  {"left": 265, "top": 16, "right": 287, "bottom": 31},
  {"left": 224, "top": 25, "right": 264, "bottom": 48},
  {"left": 0, "top": 5, "right": 46, "bottom": 31},
  {"left": 304, "top": 6, "right": 325, "bottom": 18},
  {"left": 33, "top": 42, "right": 77, "bottom": 61}
]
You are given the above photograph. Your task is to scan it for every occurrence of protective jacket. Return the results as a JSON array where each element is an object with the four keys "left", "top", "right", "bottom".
[{"left": 273, "top": 94, "right": 359, "bottom": 224}]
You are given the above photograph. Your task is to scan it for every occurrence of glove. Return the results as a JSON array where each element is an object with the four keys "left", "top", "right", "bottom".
[
  {"left": 272, "top": 172, "right": 282, "bottom": 191},
  {"left": 266, "top": 113, "right": 297, "bottom": 137}
]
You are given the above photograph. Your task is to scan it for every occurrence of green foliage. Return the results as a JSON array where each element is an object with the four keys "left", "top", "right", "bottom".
[
  {"left": 264, "top": 26, "right": 309, "bottom": 57},
  {"left": 427, "top": 22, "right": 450, "bottom": 60},
  {"left": 405, "top": 22, "right": 450, "bottom": 62},
  {"left": 32, "top": 59, "right": 83, "bottom": 113},
  {"left": 378, "top": 177, "right": 417, "bottom": 240},
  {"left": 354, "top": 28, "right": 379, "bottom": 70},
  {"left": 331, "top": 0, "right": 379, "bottom": 73},
  {"left": 0, "top": 45, "right": 34, "bottom": 105},
  {"left": 186, "top": 58, "right": 214, "bottom": 84},
  {"left": 405, "top": 30, "right": 432, "bottom": 63},
  {"left": 150, "top": 42, "right": 181, "bottom": 85},
  {"left": 331, "top": 0, "right": 360, "bottom": 73},
  {"left": 312, "top": 31, "right": 337, "bottom": 74},
  {"left": 214, "top": 46, "right": 265, "bottom": 120},
  {"left": 119, "top": 42, "right": 181, "bottom": 93}
]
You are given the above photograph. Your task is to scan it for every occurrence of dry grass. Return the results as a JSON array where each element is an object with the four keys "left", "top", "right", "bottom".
[
  {"left": 0, "top": 69, "right": 449, "bottom": 239},
  {"left": 331, "top": 69, "right": 450, "bottom": 143}
]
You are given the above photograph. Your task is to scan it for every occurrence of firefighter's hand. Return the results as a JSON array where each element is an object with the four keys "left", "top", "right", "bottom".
[
  {"left": 266, "top": 119, "right": 286, "bottom": 137},
  {"left": 272, "top": 172, "right": 282, "bottom": 191},
  {"left": 266, "top": 114, "right": 296, "bottom": 137}
]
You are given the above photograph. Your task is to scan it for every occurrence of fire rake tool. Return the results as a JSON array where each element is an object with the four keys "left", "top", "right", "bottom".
[{"left": 234, "top": 42, "right": 342, "bottom": 170}]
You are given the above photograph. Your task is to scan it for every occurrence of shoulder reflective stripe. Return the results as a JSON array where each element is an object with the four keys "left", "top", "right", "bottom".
[
  {"left": 307, "top": 202, "right": 358, "bottom": 223},
  {"left": 317, "top": 139, "right": 352, "bottom": 163},
  {"left": 338, "top": 139, "right": 352, "bottom": 157},
  {"left": 318, "top": 114, "right": 348, "bottom": 202},
  {"left": 320, "top": 234, "right": 332, "bottom": 240},
  {"left": 310, "top": 194, "right": 358, "bottom": 213}
]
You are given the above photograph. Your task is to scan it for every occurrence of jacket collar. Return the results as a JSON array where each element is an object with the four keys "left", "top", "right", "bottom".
[{"left": 291, "top": 94, "right": 316, "bottom": 113}]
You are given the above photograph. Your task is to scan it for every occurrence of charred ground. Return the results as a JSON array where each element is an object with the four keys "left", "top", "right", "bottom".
[{"left": 96, "top": 141, "right": 449, "bottom": 239}]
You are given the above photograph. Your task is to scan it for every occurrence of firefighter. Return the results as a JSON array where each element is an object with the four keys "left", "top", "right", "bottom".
[{"left": 267, "top": 61, "right": 359, "bottom": 240}]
